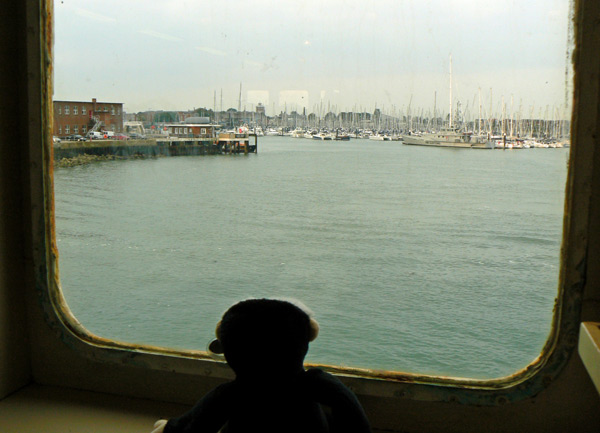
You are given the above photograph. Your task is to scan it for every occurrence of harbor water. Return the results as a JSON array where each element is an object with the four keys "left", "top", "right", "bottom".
[{"left": 54, "top": 137, "right": 569, "bottom": 379}]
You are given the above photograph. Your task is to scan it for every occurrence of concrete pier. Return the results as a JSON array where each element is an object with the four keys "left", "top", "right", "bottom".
[{"left": 53, "top": 136, "right": 257, "bottom": 162}]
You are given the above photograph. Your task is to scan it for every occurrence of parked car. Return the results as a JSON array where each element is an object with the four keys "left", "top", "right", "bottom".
[
  {"left": 129, "top": 132, "right": 146, "bottom": 140},
  {"left": 52, "top": 136, "right": 61, "bottom": 144},
  {"left": 113, "top": 133, "right": 129, "bottom": 140},
  {"left": 66, "top": 134, "right": 86, "bottom": 141}
]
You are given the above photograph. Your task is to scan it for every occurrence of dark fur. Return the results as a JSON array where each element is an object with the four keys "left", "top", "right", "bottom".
[{"left": 164, "top": 299, "right": 371, "bottom": 433}]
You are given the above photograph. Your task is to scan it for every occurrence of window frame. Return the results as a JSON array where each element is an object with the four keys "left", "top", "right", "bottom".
[{"left": 30, "top": 0, "right": 597, "bottom": 409}]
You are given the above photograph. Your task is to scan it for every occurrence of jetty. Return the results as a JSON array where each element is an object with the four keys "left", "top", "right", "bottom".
[{"left": 53, "top": 133, "right": 257, "bottom": 163}]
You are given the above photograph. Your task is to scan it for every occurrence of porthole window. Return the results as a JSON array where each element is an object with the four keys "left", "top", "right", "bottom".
[{"left": 52, "top": 0, "right": 574, "bottom": 380}]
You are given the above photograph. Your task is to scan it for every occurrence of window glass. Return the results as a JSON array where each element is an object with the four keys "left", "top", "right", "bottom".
[{"left": 53, "top": 0, "right": 573, "bottom": 379}]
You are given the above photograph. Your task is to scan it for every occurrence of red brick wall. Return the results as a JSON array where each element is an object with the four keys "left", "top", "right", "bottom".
[{"left": 53, "top": 100, "right": 124, "bottom": 137}]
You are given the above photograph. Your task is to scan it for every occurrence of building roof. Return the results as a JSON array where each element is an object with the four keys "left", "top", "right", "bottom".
[
  {"left": 53, "top": 100, "right": 124, "bottom": 105},
  {"left": 184, "top": 116, "right": 210, "bottom": 124}
]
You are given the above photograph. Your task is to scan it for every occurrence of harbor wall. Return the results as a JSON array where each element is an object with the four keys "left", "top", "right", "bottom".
[{"left": 53, "top": 138, "right": 257, "bottom": 163}]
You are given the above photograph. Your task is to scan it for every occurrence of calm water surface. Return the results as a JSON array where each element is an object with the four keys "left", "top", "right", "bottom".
[{"left": 54, "top": 137, "right": 569, "bottom": 378}]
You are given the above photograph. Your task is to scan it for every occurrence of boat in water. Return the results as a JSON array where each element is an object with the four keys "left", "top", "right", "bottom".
[
  {"left": 313, "top": 132, "right": 333, "bottom": 140},
  {"left": 402, "top": 127, "right": 494, "bottom": 149},
  {"left": 290, "top": 128, "right": 305, "bottom": 138}
]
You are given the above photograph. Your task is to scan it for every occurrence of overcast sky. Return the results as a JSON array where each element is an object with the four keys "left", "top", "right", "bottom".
[{"left": 53, "top": 0, "right": 571, "bottom": 117}]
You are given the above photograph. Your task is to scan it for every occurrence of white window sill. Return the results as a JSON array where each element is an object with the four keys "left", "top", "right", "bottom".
[{"left": 579, "top": 322, "right": 600, "bottom": 395}]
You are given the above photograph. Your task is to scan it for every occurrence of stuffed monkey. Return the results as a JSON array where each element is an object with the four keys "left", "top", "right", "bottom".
[{"left": 151, "top": 298, "right": 371, "bottom": 433}]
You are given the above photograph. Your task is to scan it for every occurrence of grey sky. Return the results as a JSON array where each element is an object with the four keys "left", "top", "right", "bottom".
[{"left": 54, "top": 0, "right": 570, "bottom": 117}]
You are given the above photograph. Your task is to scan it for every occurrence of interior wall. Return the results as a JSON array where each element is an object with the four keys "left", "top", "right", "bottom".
[
  {"left": 573, "top": 0, "right": 600, "bottom": 324},
  {"left": 0, "top": 2, "right": 32, "bottom": 400}
]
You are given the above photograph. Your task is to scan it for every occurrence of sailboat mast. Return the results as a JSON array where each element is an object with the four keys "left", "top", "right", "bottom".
[
  {"left": 433, "top": 91, "right": 437, "bottom": 131},
  {"left": 510, "top": 94, "right": 514, "bottom": 137},
  {"left": 478, "top": 87, "right": 482, "bottom": 135},
  {"left": 449, "top": 54, "right": 453, "bottom": 128},
  {"left": 489, "top": 88, "right": 493, "bottom": 135}
]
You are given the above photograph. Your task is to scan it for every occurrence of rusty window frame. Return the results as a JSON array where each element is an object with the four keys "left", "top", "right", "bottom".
[{"left": 31, "top": 0, "right": 595, "bottom": 406}]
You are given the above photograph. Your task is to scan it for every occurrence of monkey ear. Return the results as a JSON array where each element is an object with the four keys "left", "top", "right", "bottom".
[
  {"left": 208, "top": 338, "right": 224, "bottom": 355},
  {"left": 309, "top": 318, "right": 319, "bottom": 341},
  {"left": 207, "top": 321, "right": 225, "bottom": 355}
]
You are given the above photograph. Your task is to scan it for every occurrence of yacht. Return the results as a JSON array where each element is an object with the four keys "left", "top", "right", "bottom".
[{"left": 402, "top": 127, "right": 491, "bottom": 148}]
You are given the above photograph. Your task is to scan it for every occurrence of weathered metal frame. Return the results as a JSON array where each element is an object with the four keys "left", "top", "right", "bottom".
[{"left": 28, "top": 0, "right": 597, "bottom": 407}]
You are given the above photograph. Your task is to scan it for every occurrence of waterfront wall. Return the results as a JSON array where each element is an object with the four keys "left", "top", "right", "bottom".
[{"left": 53, "top": 137, "right": 257, "bottom": 163}]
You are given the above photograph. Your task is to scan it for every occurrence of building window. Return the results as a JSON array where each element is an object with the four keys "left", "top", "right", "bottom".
[
  {"left": 117, "top": 108, "right": 121, "bottom": 115},
  {"left": 82, "top": 125, "right": 87, "bottom": 133},
  {"left": 58, "top": 106, "right": 62, "bottom": 115},
  {"left": 74, "top": 125, "right": 78, "bottom": 133},
  {"left": 65, "top": 125, "right": 70, "bottom": 134},
  {"left": 201, "top": 128, "right": 206, "bottom": 134},
  {"left": 65, "top": 105, "right": 70, "bottom": 115},
  {"left": 82, "top": 106, "right": 86, "bottom": 115},
  {"left": 111, "top": 106, "right": 115, "bottom": 115},
  {"left": 74, "top": 106, "right": 78, "bottom": 115},
  {"left": 58, "top": 126, "right": 62, "bottom": 135}
]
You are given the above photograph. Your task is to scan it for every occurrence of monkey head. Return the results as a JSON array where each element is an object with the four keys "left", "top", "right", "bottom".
[{"left": 208, "top": 298, "right": 319, "bottom": 378}]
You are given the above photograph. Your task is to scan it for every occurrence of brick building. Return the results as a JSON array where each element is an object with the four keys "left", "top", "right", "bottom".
[{"left": 53, "top": 98, "right": 124, "bottom": 138}]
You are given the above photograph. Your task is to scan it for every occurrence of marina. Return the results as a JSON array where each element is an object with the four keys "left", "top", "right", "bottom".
[{"left": 54, "top": 137, "right": 568, "bottom": 378}]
